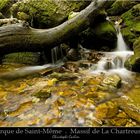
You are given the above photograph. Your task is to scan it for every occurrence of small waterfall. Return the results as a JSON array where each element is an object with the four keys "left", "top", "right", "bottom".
[
  {"left": 51, "top": 46, "right": 64, "bottom": 64},
  {"left": 92, "top": 21, "right": 134, "bottom": 73},
  {"left": 10, "top": 13, "right": 13, "bottom": 19},
  {"left": 95, "top": 51, "right": 133, "bottom": 70},
  {"left": 115, "top": 24, "right": 128, "bottom": 51}
]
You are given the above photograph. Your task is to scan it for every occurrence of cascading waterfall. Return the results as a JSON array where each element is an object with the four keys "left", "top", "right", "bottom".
[
  {"left": 115, "top": 23, "right": 129, "bottom": 52},
  {"left": 51, "top": 46, "right": 64, "bottom": 64},
  {"left": 10, "top": 13, "right": 13, "bottom": 19},
  {"left": 92, "top": 21, "right": 134, "bottom": 76}
]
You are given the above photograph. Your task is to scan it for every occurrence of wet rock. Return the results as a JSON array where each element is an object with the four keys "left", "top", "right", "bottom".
[
  {"left": 113, "top": 56, "right": 123, "bottom": 68},
  {"left": 66, "top": 48, "right": 81, "bottom": 61},
  {"left": 32, "top": 89, "right": 51, "bottom": 99},
  {"left": 80, "top": 51, "right": 104, "bottom": 63},
  {"left": 99, "top": 74, "right": 122, "bottom": 91},
  {"left": 104, "top": 59, "right": 114, "bottom": 70},
  {"left": 116, "top": 87, "right": 140, "bottom": 123},
  {"left": 63, "top": 62, "right": 79, "bottom": 72},
  {"left": 49, "top": 72, "right": 78, "bottom": 81},
  {"left": 79, "top": 60, "right": 92, "bottom": 69},
  {"left": 95, "top": 101, "right": 118, "bottom": 120},
  {"left": 109, "top": 117, "right": 128, "bottom": 126},
  {"left": 125, "top": 120, "right": 137, "bottom": 127}
]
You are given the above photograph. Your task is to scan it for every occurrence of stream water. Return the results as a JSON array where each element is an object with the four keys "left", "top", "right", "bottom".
[{"left": 0, "top": 22, "right": 140, "bottom": 127}]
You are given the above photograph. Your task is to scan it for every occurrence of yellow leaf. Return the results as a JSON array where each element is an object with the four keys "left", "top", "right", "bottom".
[{"left": 47, "top": 78, "right": 58, "bottom": 86}]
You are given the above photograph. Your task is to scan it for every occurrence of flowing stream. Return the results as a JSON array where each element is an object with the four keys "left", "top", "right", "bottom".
[
  {"left": 90, "top": 23, "right": 134, "bottom": 79},
  {"left": 0, "top": 20, "right": 139, "bottom": 127}
]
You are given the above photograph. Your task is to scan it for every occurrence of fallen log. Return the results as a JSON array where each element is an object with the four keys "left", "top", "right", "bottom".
[{"left": 0, "top": 0, "right": 107, "bottom": 55}]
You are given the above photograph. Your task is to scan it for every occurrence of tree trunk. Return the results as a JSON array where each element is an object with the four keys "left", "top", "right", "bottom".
[{"left": 0, "top": 0, "right": 107, "bottom": 55}]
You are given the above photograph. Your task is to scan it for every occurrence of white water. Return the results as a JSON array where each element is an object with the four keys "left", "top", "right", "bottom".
[
  {"left": 51, "top": 46, "right": 64, "bottom": 64},
  {"left": 10, "top": 14, "right": 13, "bottom": 19},
  {"left": 115, "top": 25, "right": 129, "bottom": 52},
  {"left": 91, "top": 23, "right": 134, "bottom": 77}
]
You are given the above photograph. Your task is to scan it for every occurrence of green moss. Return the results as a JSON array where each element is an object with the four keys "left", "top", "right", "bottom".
[
  {"left": 94, "top": 21, "right": 116, "bottom": 38},
  {"left": 10, "top": 0, "right": 88, "bottom": 28},
  {"left": 33, "top": 90, "right": 51, "bottom": 99},
  {"left": 80, "top": 21, "right": 117, "bottom": 50},
  {"left": 0, "top": 0, "right": 13, "bottom": 17},
  {"left": 17, "top": 12, "right": 30, "bottom": 21},
  {"left": 0, "top": 0, "right": 10, "bottom": 11},
  {"left": 121, "top": 27, "right": 137, "bottom": 47},
  {"left": 121, "top": 4, "right": 140, "bottom": 26},
  {"left": 68, "top": 11, "right": 79, "bottom": 20},
  {"left": 125, "top": 37, "right": 140, "bottom": 72},
  {"left": 133, "top": 22, "right": 140, "bottom": 33},
  {"left": 121, "top": 9, "right": 134, "bottom": 26},
  {"left": 107, "top": 0, "right": 138, "bottom": 16},
  {"left": 3, "top": 52, "right": 41, "bottom": 65},
  {"left": 121, "top": 4, "right": 140, "bottom": 46}
]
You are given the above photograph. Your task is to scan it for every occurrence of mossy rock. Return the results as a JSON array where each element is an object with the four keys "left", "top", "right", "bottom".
[
  {"left": 17, "top": 12, "right": 30, "bottom": 21},
  {"left": 121, "top": 4, "right": 140, "bottom": 26},
  {"left": 2, "top": 52, "right": 41, "bottom": 65},
  {"left": 98, "top": 74, "right": 122, "bottom": 92},
  {"left": 121, "top": 4, "right": 140, "bottom": 46},
  {"left": 117, "top": 92, "right": 140, "bottom": 123},
  {"left": 125, "top": 37, "right": 140, "bottom": 72},
  {"left": 33, "top": 89, "right": 51, "bottom": 99},
  {"left": 0, "top": 0, "right": 14, "bottom": 17},
  {"left": 49, "top": 72, "right": 78, "bottom": 81},
  {"left": 107, "top": 0, "right": 138, "bottom": 16},
  {"left": 0, "top": 0, "right": 11, "bottom": 11},
  {"left": 121, "top": 27, "right": 137, "bottom": 47},
  {"left": 10, "top": 0, "right": 89, "bottom": 28},
  {"left": 80, "top": 21, "right": 117, "bottom": 50}
]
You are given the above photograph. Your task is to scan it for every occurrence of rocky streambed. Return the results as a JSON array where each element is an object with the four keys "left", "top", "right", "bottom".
[{"left": 0, "top": 59, "right": 140, "bottom": 127}]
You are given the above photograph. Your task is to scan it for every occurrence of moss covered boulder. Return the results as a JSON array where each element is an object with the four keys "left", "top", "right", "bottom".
[
  {"left": 125, "top": 37, "right": 140, "bottom": 72},
  {"left": 10, "top": 0, "right": 89, "bottom": 28},
  {"left": 107, "top": 0, "right": 138, "bottom": 16},
  {"left": 80, "top": 21, "right": 117, "bottom": 50},
  {"left": 2, "top": 52, "right": 41, "bottom": 65},
  {"left": 121, "top": 4, "right": 140, "bottom": 47}
]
